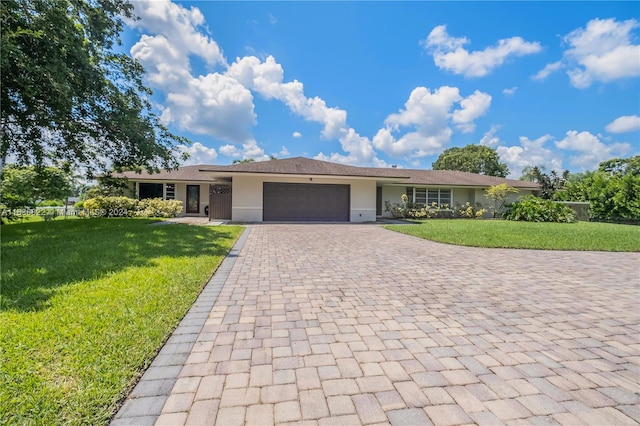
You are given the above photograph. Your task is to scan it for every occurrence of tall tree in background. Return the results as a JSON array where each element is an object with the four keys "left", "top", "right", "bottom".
[
  {"left": 432, "top": 145, "right": 509, "bottom": 177},
  {"left": 1, "top": 165, "right": 70, "bottom": 209},
  {"left": 1, "top": 0, "right": 188, "bottom": 177},
  {"left": 520, "top": 166, "right": 569, "bottom": 199}
]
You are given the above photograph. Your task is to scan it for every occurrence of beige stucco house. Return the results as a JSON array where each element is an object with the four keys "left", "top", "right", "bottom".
[{"left": 117, "top": 157, "right": 539, "bottom": 222}]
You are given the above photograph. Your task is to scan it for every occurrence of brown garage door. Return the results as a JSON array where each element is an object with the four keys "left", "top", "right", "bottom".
[{"left": 263, "top": 183, "right": 350, "bottom": 221}]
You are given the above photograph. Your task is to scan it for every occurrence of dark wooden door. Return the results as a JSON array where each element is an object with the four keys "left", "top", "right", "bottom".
[{"left": 209, "top": 185, "right": 232, "bottom": 220}]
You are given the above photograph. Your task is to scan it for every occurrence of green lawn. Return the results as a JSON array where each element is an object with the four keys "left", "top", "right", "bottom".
[
  {"left": 385, "top": 220, "right": 640, "bottom": 251},
  {"left": 0, "top": 219, "right": 244, "bottom": 424}
]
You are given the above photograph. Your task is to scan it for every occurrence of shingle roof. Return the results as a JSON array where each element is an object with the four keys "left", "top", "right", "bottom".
[
  {"left": 117, "top": 157, "right": 539, "bottom": 189},
  {"left": 117, "top": 165, "right": 215, "bottom": 182},
  {"left": 398, "top": 169, "right": 540, "bottom": 189},
  {"left": 200, "top": 157, "right": 407, "bottom": 179}
]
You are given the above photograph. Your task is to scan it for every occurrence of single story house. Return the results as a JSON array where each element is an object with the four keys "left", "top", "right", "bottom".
[{"left": 117, "top": 157, "right": 540, "bottom": 222}]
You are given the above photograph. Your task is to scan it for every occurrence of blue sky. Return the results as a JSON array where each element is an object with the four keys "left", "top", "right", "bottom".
[{"left": 123, "top": 1, "right": 640, "bottom": 177}]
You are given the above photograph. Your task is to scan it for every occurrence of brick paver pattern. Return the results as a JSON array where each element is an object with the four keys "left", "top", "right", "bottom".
[{"left": 124, "top": 224, "right": 640, "bottom": 425}]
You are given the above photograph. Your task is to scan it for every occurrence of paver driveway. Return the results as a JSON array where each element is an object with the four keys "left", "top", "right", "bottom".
[{"left": 114, "top": 224, "right": 639, "bottom": 426}]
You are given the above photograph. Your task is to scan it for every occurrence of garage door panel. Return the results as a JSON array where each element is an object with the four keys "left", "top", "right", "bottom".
[{"left": 263, "top": 183, "right": 350, "bottom": 221}]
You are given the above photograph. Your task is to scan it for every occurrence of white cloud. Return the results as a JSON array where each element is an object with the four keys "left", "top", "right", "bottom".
[
  {"left": 533, "top": 61, "right": 563, "bottom": 81},
  {"left": 374, "top": 86, "right": 490, "bottom": 158},
  {"left": 479, "top": 125, "right": 502, "bottom": 147},
  {"left": 177, "top": 142, "right": 218, "bottom": 165},
  {"left": 555, "top": 130, "right": 632, "bottom": 169},
  {"left": 129, "top": 0, "right": 225, "bottom": 68},
  {"left": 219, "top": 144, "right": 240, "bottom": 158},
  {"left": 452, "top": 90, "right": 492, "bottom": 133},
  {"left": 502, "top": 87, "right": 518, "bottom": 96},
  {"left": 278, "top": 146, "right": 290, "bottom": 157},
  {"left": 496, "top": 130, "right": 635, "bottom": 176},
  {"left": 496, "top": 135, "right": 563, "bottom": 178},
  {"left": 546, "top": 18, "right": 640, "bottom": 88},
  {"left": 292, "top": 131, "right": 302, "bottom": 138},
  {"left": 605, "top": 115, "right": 640, "bottom": 133},
  {"left": 130, "top": 2, "right": 257, "bottom": 145},
  {"left": 219, "top": 141, "right": 269, "bottom": 162},
  {"left": 227, "top": 55, "right": 385, "bottom": 165},
  {"left": 424, "top": 25, "right": 542, "bottom": 78},
  {"left": 228, "top": 56, "right": 348, "bottom": 139}
]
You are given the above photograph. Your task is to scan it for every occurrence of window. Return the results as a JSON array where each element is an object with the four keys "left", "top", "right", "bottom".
[
  {"left": 139, "top": 183, "right": 163, "bottom": 199},
  {"left": 406, "top": 187, "right": 453, "bottom": 208},
  {"left": 405, "top": 187, "right": 414, "bottom": 201},
  {"left": 439, "top": 190, "right": 451, "bottom": 207},
  {"left": 165, "top": 183, "right": 175, "bottom": 200},
  {"left": 428, "top": 189, "right": 439, "bottom": 206}
]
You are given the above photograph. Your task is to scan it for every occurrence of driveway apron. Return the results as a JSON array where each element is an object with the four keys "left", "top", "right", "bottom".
[{"left": 113, "top": 224, "right": 640, "bottom": 425}]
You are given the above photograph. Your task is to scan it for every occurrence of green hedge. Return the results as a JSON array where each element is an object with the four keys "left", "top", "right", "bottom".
[{"left": 79, "top": 196, "right": 183, "bottom": 218}]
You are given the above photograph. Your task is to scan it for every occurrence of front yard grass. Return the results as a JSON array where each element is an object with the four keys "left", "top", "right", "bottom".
[
  {"left": 385, "top": 220, "right": 640, "bottom": 251},
  {"left": 0, "top": 219, "right": 244, "bottom": 424}
]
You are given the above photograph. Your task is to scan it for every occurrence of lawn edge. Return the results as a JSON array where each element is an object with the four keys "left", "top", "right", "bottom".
[{"left": 109, "top": 226, "right": 249, "bottom": 424}]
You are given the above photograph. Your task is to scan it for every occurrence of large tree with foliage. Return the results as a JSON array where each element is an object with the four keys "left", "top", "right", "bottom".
[
  {"left": 432, "top": 145, "right": 509, "bottom": 177},
  {"left": 1, "top": 0, "right": 188, "bottom": 177},
  {"left": 1, "top": 165, "right": 70, "bottom": 210}
]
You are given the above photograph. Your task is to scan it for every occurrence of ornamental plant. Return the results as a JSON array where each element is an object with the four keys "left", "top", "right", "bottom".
[
  {"left": 503, "top": 196, "right": 576, "bottom": 223},
  {"left": 80, "top": 197, "right": 183, "bottom": 218},
  {"left": 458, "top": 202, "right": 487, "bottom": 219}
]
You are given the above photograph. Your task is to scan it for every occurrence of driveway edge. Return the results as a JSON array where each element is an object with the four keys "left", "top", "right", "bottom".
[{"left": 111, "top": 227, "right": 251, "bottom": 426}]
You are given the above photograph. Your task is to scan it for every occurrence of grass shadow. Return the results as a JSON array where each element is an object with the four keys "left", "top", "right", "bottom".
[{"left": 1, "top": 219, "right": 241, "bottom": 312}]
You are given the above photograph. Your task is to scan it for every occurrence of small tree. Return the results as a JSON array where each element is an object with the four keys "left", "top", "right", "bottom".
[{"left": 485, "top": 183, "right": 518, "bottom": 218}]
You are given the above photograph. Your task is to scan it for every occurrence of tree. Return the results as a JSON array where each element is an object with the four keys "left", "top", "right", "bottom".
[
  {"left": 520, "top": 166, "right": 569, "bottom": 200},
  {"left": 232, "top": 158, "right": 256, "bottom": 164},
  {"left": 548, "top": 156, "right": 640, "bottom": 221},
  {"left": 586, "top": 170, "right": 640, "bottom": 220},
  {"left": 1, "top": 0, "right": 188, "bottom": 178},
  {"left": 484, "top": 183, "right": 519, "bottom": 218},
  {"left": 598, "top": 156, "right": 640, "bottom": 177},
  {"left": 79, "top": 177, "right": 130, "bottom": 201},
  {"left": 1, "top": 165, "right": 70, "bottom": 212},
  {"left": 432, "top": 145, "right": 509, "bottom": 177}
]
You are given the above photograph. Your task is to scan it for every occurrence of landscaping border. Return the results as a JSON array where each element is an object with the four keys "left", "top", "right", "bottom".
[{"left": 110, "top": 227, "right": 250, "bottom": 425}]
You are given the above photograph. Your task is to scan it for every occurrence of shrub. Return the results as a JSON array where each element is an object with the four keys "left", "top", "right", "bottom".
[
  {"left": 135, "top": 198, "right": 183, "bottom": 218},
  {"left": 80, "top": 196, "right": 183, "bottom": 218},
  {"left": 37, "top": 208, "right": 59, "bottom": 221},
  {"left": 384, "top": 195, "right": 453, "bottom": 219},
  {"left": 458, "top": 202, "right": 487, "bottom": 219},
  {"left": 503, "top": 196, "right": 577, "bottom": 223},
  {"left": 38, "top": 199, "right": 64, "bottom": 207},
  {"left": 82, "top": 196, "right": 137, "bottom": 217}
]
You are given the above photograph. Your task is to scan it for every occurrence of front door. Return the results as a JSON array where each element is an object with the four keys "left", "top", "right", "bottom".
[{"left": 186, "top": 185, "right": 200, "bottom": 213}]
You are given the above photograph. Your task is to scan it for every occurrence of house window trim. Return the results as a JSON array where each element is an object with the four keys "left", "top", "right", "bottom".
[
  {"left": 406, "top": 187, "right": 453, "bottom": 208},
  {"left": 165, "top": 183, "right": 175, "bottom": 200}
]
